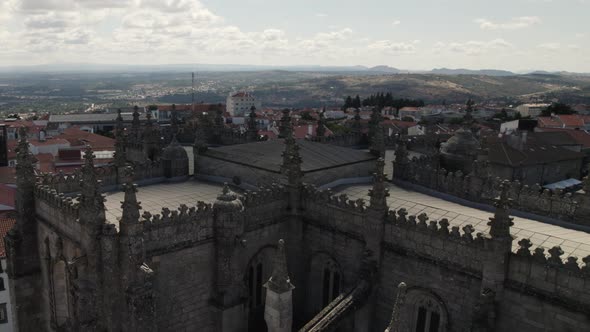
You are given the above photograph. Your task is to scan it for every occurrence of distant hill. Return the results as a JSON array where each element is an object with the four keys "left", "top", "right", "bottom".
[
  {"left": 368, "top": 65, "right": 401, "bottom": 73},
  {"left": 430, "top": 68, "right": 515, "bottom": 76}
]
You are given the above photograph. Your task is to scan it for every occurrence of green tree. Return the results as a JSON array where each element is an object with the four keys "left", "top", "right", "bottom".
[
  {"left": 301, "top": 111, "right": 314, "bottom": 121},
  {"left": 541, "top": 102, "right": 575, "bottom": 116}
]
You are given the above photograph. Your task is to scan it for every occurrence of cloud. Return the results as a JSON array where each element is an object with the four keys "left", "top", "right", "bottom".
[
  {"left": 392, "top": 20, "right": 401, "bottom": 26},
  {"left": 537, "top": 42, "right": 561, "bottom": 51},
  {"left": 315, "top": 13, "right": 328, "bottom": 17},
  {"left": 367, "top": 40, "right": 418, "bottom": 55},
  {"left": 475, "top": 16, "right": 541, "bottom": 30},
  {"left": 436, "top": 39, "right": 513, "bottom": 55}
]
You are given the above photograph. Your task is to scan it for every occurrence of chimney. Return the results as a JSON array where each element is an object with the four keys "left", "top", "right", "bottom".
[
  {"left": 308, "top": 124, "right": 312, "bottom": 137},
  {"left": 39, "top": 130, "right": 46, "bottom": 142}
]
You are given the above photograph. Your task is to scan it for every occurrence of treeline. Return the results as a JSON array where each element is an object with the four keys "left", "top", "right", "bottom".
[{"left": 342, "top": 92, "right": 425, "bottom": 110}]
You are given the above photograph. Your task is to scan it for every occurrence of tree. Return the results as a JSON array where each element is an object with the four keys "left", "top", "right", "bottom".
[
  {"left": 342, "top": 96, "right": 353, "bottom": 110},
  {"left": 541, "top": 102, "right": 575, "bottom": 116},
  {"left": 353, "top": 95, "right": 362, "bottom": 109},
  {"left": 300, "top": 111, "right": 314, "bottom": 121}
]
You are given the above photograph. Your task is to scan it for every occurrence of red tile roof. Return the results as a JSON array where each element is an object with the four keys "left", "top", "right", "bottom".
[
  {"left": 0, "top": 167, "right": 16, "bottom": 185},
  {"left": 537, "top": 128, "right": 590, "bottom": 148},
  {"left": 538, "top": 115, "right": 590, "bottom": 129},
  {"left": 56, "top": 127, "right": 115, "bottom": 150},
  {"left": 0, "top": 183, "right": 16, "bottom": 210},
  {"left": 28, "top": 138, "right": 70, "bottom": 147},
  {"left": 35, "top": 153, "right": 55, "bottom": 173},
  {"left": 0, "top": 215, "right": 16, "bottom": 257}
]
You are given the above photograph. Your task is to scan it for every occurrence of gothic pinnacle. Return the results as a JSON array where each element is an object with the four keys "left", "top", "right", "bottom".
[
  {"left": 265, "top": 239, "right": 294, "bottom": 293},
  {"left": 120, "top": 166, "right": 141, "bottom": 226},
  {"left": 369, "top": 158, "right": 389, "bottom": 210},
  {"left": 487, "top": 180, "right": 514, "bottom": 239},
  {"left": 385, "top": 282, "right": 407, "bottom": 332}
]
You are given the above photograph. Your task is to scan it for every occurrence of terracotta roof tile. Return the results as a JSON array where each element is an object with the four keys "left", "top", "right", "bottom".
[{"left": 0, "top": 215, "right": 16, "bottom": 257}]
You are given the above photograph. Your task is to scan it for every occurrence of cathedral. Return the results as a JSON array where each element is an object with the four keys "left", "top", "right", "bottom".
[{"left": 5, "top": 111, "right": 590, "bottom": 332}]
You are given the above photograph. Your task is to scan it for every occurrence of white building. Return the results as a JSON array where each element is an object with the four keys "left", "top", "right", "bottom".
[
  {"left": 515, "top": 103, "right": 550, "bottom": 118},
  {"left": 226, "top": 92, "right": 261, "bottom": 117}
]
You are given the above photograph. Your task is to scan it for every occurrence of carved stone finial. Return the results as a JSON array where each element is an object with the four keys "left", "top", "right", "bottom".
[
  {"left": 548, "top": 246, "right": 564, "bottom": 266},
  {"left": 369, "top": 158, "right": 390, "bottom": 211},
  {"left": 487, "top": 180, "right": 514, "bottom": 239},
  {"left": 370, "top": 123, "right": 385, "bottom": 157},
  {"left": 281, "top": 132, "right": 303, "bottom": 186},
  {"left": 265, "top": 239, "right": 295, "bottom": 293},
  {"left": 213, "top": 183, "right": 243, "bottom": 212},
  {"left": 385, "top": 282, "right": 408, "bottom": 332},
  {"left": 120, "top": 166, "right": 141, "bottom": 226},
  {"left": 516, "top": 238, "right": 533, "bottom": 256},
  {"left": 316, "top": 109, "right": 327, "bottom": 137},
  {"left": 279, "top": 109, "right": 292, "bottom": 139},
  {"left": 15, "top": 126, "right": 35, "bottom": 182},
  {"left": 582, "top": 256, "right": 590, "bottom": 274},
  {"left": 78, "top": 145, "right": 105, "bottom": 224}
]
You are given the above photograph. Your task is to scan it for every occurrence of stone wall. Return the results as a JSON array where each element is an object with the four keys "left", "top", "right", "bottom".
[
  {"left": 197, "top": 154, "right": 376, "bottom": 188},
  {"left": 376, "top": 248, "right": 482, "bottom": 332},
  {"left": 153, "top": 242, "right": 217, "bottom": 332},
  {"left": 395, "top": 156, "right": 590, "bottom": 226},
  {"left": 38, "top": 161, "right": 164, "bottom": 194}
]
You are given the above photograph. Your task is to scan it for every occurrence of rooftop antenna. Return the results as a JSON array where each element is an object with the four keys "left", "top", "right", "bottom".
[{"left": 191, "top": 71, "right": 195, "bottom": 113}]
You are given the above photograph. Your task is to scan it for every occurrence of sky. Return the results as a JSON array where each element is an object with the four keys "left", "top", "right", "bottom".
[{"left": 0, "top": 0, "right": 589, "bottom": 72}]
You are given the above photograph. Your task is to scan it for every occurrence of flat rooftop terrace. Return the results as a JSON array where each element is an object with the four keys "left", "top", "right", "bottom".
[{"left": 103, "top": 179, "right": 590, "bottom": 260}]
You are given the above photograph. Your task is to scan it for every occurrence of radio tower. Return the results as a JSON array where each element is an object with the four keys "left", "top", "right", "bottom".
[{"left": 191, "top": 72, "right": 195, "bottom": 113}]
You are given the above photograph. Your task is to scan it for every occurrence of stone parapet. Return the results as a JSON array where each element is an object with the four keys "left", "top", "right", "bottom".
[
  {"left": 140, "top": 202, "right": 214, "bottom": 254},
  {"left": 396, "top": 156, "right": 587, "bottom": 225}
]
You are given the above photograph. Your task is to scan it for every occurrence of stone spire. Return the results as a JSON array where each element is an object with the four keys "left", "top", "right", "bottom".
[
  {"left": 392, "top": 136, "right": 409, "bottom": 180},
  {"left": 114, "top": 109, "right": 127, "bottom": 167},
  {"left": 120, "top": 166, "right": 141, "bottom": 235},
  {"left": 193, "top": 123, "right": 208, "bottom": 154},
  {"left": 281, "top": 130, "right": 303, "bottom": 186},
  {"left": 370, "top": 123, "right": 385, "bottom": 157},
  {"left": 279, "top": 109, "right": 292, "bottom": 139},
  {"left": 264, "top": 239, "right": 295, "bottom": 332},
  {"left": 369, "top": 107, "right": 382, "bottom": 139},
  {"left": 353, "top": 108, "right": 362, "bottom": 133},
  {"left": 131, "top": 105, "right": 141, "bottom": 142},
  {"left": 316, "top": 108, "right": 326, "bottom": 137},
  {"left": 583, "top": 175, "right": 590, "bottom": 194},
  {"left": 265, "top": 239, "right": 294, "bottom": 293},
  {"left": 247, "top": 106, "right": 258, "bottom": 141},
  {"left": 385, "top": 282, "right": 407, "bottom": 332},
  {"left": 78, "top": 145, "right": 105, "bottom": 225},
  {"left": 170, "top": 105, "right": 179, "bottom": 137},
  {"left": 487, "top": 180, "right": 514, "bottom": 239},
  {"left": 14, "top": 127, "right": 35, "bottom": 231},
  {"left": 369, "top": 158, "right": 390, "bottom": 210}
]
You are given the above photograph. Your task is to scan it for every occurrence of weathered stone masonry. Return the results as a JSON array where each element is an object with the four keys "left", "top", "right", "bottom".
[{"left": 6, "top": 127, "right": 590, "bottom": 332}]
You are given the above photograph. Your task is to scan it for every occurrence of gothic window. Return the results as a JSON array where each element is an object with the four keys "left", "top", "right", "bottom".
[
  {"left": 0, "top": 303, "right": 7, "bottom": 324},
  {"left": 406, "top": 290, "right": 447, "bottom": 332},
  {"left": 246, "top": 247, "right": 274, "bottom": 332},
  {"left": 321, "top": 262, "right": 341, "bottom": 307},
  {"left": 0, "top": 277, "right": 4, "bottom": 291},
  {"left": 53, "top": 260, "right": 70, "bottom": 326}
]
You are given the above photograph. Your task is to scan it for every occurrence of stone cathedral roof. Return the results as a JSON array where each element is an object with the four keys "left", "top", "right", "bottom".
[
  {"left": 336, "top": 183, "right": 590, "bottom": 260},
  {"left": 203, "top": 139, "right": 376, "bottom": 173}
]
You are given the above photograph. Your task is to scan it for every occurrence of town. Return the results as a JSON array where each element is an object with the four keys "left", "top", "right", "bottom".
[
  {"left": 2, "top": 0, "right": 590, "bottom": 330},
  {"left": 1, "top": 85, "right": 590, "bottom": 331}
]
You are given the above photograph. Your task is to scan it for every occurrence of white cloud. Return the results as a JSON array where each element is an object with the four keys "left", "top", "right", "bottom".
[
  {"left": 368, "top": 40, "right": 418, "bottom": 55},
  {"left": 315, "top": 13, "right": 328, "bottom": 17},
  {"left": 392, "top": 20, "right": 401, "bottom": 26},
  {"left": 537, "top": 42, "right": 561, "bottom": 51},
  {"left": 475, "top": 16, "right": 541, "bottom": 30},
  {"left": 436, "top": 39, "right": 513, "bottom": 55}
]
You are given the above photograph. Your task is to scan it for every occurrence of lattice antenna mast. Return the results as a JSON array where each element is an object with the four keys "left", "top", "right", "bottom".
[{"left": 191, "top": 71, "right": 195, "bottom": 113}]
